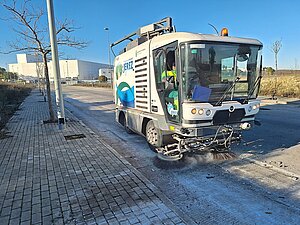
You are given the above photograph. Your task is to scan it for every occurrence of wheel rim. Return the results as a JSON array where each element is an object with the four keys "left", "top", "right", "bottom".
[{"left": 146, "top": 126, "right": 158, "bottom": 146}]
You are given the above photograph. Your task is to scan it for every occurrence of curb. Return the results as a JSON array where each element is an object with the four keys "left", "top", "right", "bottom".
[{"left": 235, "top": 154, "right": 300, "bottom": 181}]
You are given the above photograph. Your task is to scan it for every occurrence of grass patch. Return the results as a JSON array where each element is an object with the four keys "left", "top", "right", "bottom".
[
  {"left": 0, "top": 82, "right": 34, "bottom": 131},
  {"left": 260, "top": 75, "right": 300, "bottom": 98}
]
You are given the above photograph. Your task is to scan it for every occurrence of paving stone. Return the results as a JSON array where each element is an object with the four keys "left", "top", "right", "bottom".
[
  {"left": 9, "top": 217, "right": 20, "bottom": 225},
  {"left": 0, "top": 216, "right": 10, "bottom": 225},
  {"left": 31, "top": 212, "right": 42, "bottom": 224},
  {"left": 10, "top": 207, "right": 22, "bottom": 219},
  {"left": 21, "top": 210, "right": 31, "bottom": 222},
  {"left": 2, "top": 199, "right": 13, "bottom": 208},
  {"left": 41, "top": 205, "right": 52, "bottom": 216},
  {"left": 1, "top": 206, "right": 12, "bottom": 217},
  {"left": 20, "top": 220, "right": 31, "bottom": 225}
]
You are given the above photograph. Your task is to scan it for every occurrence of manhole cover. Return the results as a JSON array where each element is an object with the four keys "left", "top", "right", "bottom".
[{"left": 64, "top": 134, "right": 86, "bottom": 140}]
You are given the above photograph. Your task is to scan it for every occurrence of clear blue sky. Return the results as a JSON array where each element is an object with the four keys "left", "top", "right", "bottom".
[{"left": 0, "top": 0, "right": 299, "bottom": 69}]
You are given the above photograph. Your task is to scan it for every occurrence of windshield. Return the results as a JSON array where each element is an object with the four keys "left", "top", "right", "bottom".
[{"left": 180, "top": 42, "right": 262, "bottom": 104}]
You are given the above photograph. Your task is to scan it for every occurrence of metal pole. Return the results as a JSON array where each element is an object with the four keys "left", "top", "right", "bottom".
[
  {"left": 46, "top": 0, "right": 65, "bottom": 129},
  {"left": 66, "top": 60, "right": 69, "bottom": 78},
  {"left": 104, "top": 27, "right": 112, "bottom": 84}
]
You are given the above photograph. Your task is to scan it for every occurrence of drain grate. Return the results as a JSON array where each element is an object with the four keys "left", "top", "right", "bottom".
[
  {"left": 64, "top": 134, "right": 86, "bottom": 140},
  {"left": 43, "top": 120, "right": 58, "bottom": 124}
]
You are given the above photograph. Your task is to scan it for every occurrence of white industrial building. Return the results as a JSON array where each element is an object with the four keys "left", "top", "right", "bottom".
[
  {"left": 99, "top": 68, "right": 113, "bottom": 83},
  {"left": 8, "top": 54, "right": 109, "bottom": 81}
]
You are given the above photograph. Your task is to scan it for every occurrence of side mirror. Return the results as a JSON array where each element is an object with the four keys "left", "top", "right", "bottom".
[{"left": 237, "top": 54, "right": 249, "bottom": 62}]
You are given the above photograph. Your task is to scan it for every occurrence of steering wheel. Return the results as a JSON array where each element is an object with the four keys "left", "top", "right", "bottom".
[{"left": 188, "top": 72, "right": 199, "bottom": 83}]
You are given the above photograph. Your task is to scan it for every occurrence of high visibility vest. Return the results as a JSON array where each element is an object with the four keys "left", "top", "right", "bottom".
[{"left": 161, "top": 70, "right": 176, "bottom": 81}]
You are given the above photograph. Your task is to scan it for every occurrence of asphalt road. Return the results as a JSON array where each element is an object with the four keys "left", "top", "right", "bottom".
[{"left": 62, "top": 85, "right": 300, "bottom": 225}]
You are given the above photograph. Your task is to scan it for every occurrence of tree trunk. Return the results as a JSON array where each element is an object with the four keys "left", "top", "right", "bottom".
[
  {"left": 275, "top": 53, "right": 278, "bottom": 71},
  {"left": 42, "top": 53, "right": 55, "bottom": 121}
]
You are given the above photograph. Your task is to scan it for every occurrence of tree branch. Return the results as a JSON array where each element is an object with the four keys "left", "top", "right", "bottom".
[
  {"left": 0, "top": 46, "right": 39, "bottom": 54},
  {"left": 3, "top": 1, "right": 44, "bottom": 52}
]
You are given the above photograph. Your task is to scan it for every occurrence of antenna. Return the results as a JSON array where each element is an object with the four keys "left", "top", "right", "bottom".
[{"left": 208, "top": 23, "right": 219, "bottom": 35}]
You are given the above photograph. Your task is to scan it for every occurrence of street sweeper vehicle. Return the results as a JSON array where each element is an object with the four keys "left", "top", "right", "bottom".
[{"left": 111, "top": 17, "right": 263, "bottom": 161}]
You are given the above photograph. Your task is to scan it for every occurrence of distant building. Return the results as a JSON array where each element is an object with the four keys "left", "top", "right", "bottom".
[
  {"left": 99, "top": 68, "right": 113, "bottom": 83},
  {"left": 17, "top": 54, "right": 43, "bottom": 63},
  {"left": 8, "top": 54, "right": 109, "bottom": 81}
]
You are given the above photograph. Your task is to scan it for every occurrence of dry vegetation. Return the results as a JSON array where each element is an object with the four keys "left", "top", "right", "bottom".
[
  {"left": 0, "top": 82, "right": 34, "bottom": 133},
  {"left": 72, "top": 82, "right": 112, "bottom": 88},
  {"left": 260, "top": 74, "right": 300, "bottom": 98},
  {"left": 73, "top": 76, "right": 300, "bottom": 99}
]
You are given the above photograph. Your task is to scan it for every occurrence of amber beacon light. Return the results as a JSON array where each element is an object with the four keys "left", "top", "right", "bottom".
[{"left": 221, "top": 28, "right": 229, "bottom": 36}]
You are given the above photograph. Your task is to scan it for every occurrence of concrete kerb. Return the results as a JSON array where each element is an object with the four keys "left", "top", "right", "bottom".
[
  {"left": 259, "top": 96, "right": 300, "bottom": 106},
  {"left": 63, "top": 103, "right": 196, "bottom": 224},
  {"left": 222, "top": 152, "right": 300, "bottom": 182},
  {"left": 241, "top": 157, "right": 300, "bottom": 181}
]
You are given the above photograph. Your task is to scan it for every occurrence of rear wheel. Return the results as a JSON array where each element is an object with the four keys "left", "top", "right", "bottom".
[{"left": 146, "top": 120, "right": 163, "bottom": 150}]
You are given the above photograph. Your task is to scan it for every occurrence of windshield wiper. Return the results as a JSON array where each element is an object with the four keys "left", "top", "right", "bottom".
[
  {"left": 243, "top": 75, "right": 262, "bottom": 104},
  {"left": 215, "top": 76, "right": 240, "bottom": 106}
]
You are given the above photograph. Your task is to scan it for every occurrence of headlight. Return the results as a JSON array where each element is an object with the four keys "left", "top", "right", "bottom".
[
  {"left": 206, "top": 109, "right": 212, "bottom": 116},
  {"left": 191, "top": 108, "right": 197, "bottom": 114},
  {"left": 198, "top": 109, "right": 204, "bottom": 115},
  {"left": 253, "top": 105, "right": 257, "bottom": 110}
]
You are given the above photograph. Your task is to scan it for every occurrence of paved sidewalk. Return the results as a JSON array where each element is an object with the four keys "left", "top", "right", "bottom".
[{"left": 0, "top": 90, "right": 187, "bottom": 225}]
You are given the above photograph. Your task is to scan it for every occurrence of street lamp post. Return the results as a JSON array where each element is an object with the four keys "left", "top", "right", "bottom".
[
  {"left": 104, "top": 27, "right": 112, "bottom": 84},
  {"left": 46, "top": 0, "right": 65, "bottom": 129},
  {"left": 66, "top": 60, "right": 69, "bottom": 78}
]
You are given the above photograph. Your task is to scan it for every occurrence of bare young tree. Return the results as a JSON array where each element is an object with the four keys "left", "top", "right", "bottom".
[
  {"left": 269, "top": 40, "right": 282, "bottom": 99},
  {"left": 271, "top": 40, "right": 282, "bottom": 71},
  {"left": 1, "top": 0, "right": 87, "bottom": 121}
]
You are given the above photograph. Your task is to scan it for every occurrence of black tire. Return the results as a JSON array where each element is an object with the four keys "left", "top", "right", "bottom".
[
  {"left": 124, "top": 116, "right": 133, "bottom": 134},
  {"left": 146, "top": 120, "right": 163, "bottom": 150}
]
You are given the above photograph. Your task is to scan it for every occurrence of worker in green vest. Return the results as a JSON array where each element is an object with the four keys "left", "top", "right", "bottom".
[
  {"left": 162, "top": 63, "right": 179, "bottom": 115},
  {"left": 161, "top": 64, "right": 177, "bottom": 83},
  {"left": 168, "top": 89, "right": 178, "bottom": 111}
]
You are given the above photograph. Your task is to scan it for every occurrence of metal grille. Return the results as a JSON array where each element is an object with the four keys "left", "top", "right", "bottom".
[
  {"left": 64, "top": 134, "right": 86, "bottom": 140},
  {"left": 213, "top": 109, "right": 245, "bottom": 125},
  {"left": 135, "top": 56, "right": 149, "bottom": 111}
]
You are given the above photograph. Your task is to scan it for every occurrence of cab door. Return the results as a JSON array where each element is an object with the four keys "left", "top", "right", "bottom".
[{"left": 153, "top": 42, "right": 180, "bottom": 124}]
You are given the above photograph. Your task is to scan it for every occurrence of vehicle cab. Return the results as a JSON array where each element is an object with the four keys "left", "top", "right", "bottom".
[{"left": 150, "top": 32, "right": 262, "bottom": 138}]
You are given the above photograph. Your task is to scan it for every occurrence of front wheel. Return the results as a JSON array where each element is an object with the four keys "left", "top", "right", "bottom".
[{"left": 146, "top": 120, "right": 163, "bottom": 150}]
